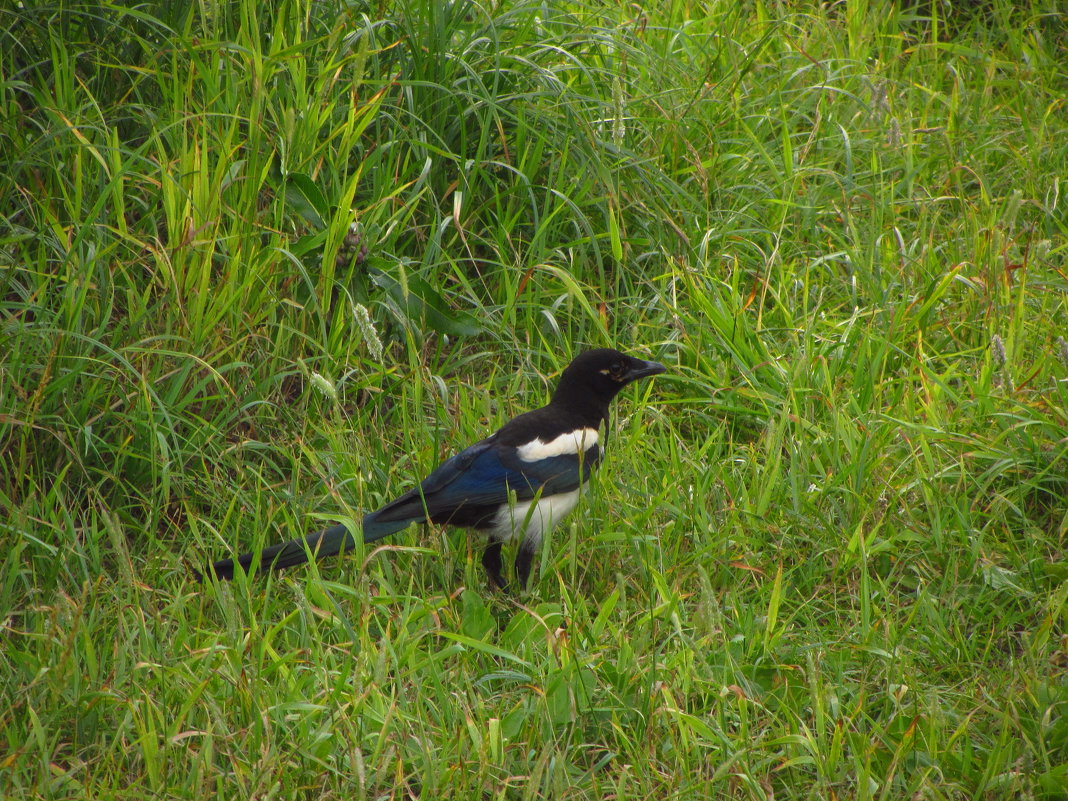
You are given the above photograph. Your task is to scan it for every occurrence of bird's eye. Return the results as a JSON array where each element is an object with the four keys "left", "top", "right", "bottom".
[{"left": 609, "top": 362, "right": 625, "bottom": 379}]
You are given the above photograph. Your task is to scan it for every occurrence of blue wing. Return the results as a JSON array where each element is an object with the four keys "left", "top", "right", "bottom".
[{"left": 362, "top": 435, "right": 601, "bottom": 541}]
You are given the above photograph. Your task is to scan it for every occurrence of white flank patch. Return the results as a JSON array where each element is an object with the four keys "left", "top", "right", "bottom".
[
  {"left": 491, "top": 489, "right": 583, "bottom": 547},
  {"left": 516, "top": 427, "right": 599, "bottom": 462}
]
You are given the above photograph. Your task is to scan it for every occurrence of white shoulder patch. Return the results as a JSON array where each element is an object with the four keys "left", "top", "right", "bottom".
[{"left": 516, "top": 427, "right": 599, "bottom": 462}]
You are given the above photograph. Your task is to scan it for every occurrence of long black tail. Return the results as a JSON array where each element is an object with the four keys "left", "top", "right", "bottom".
[
  {"left": 202, "top": 523, "right": 356, "bottom": 581},
  {"left": 201, "top": 510, "right": 413, "bottom": 581}
]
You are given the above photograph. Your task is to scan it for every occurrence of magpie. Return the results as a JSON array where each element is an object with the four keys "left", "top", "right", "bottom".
[{"left": 204, "top": 348, "right": 665, "bottom": 589}]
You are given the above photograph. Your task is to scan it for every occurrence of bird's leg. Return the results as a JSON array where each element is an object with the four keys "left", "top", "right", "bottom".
[
  {"left": 514, "top": 538, "right": 538, "bottom": 590},
  {"left": 482, "top": 539, "right": 507, "bottom": 590}
]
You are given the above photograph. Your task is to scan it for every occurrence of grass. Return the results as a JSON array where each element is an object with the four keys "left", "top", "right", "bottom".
[{"left": 2, "top": 0, "right": 1067, "bottom": 797}]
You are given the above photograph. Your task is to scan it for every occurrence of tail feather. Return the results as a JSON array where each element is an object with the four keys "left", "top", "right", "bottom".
[
  {"left": 202, "top": 523, "right": 356, "bottom": 581},
  {"left": 361, "top": 509, "right": 414, "bottom": 544},
  {"left": 201, "top": 510, "right": 420, "bottom": 582}
]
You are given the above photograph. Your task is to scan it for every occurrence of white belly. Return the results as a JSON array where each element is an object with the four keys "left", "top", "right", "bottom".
[{"left": 490, "top": 488, "right": 582, "bottom": 547}]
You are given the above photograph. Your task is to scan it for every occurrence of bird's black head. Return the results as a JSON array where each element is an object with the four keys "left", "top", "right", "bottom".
[{"left": 552, "top": 348, "right": 666, "bottom": 412}]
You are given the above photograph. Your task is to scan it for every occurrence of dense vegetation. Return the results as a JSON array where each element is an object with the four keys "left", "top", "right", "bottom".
[{"left": 2, "top": 0, "right": 1066, "bottom": 798}]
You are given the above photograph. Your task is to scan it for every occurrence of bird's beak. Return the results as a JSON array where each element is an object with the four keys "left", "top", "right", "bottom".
[{"left": 624, "top": 358, "right": 667, "bottom": 382}]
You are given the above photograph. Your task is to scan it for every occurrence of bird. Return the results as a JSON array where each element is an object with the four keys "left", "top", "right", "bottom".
[{"left": 203, "top": 348, "right": 665, "bottom": 589}]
